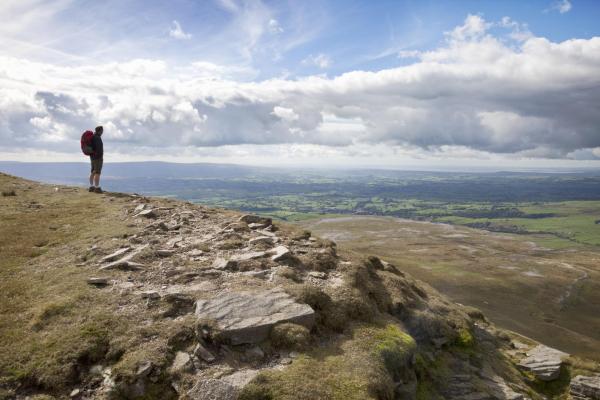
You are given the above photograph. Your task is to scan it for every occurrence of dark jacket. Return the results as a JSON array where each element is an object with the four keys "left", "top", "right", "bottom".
[{"left": 91, "top": 134, "right": 103, "bottom": 159}]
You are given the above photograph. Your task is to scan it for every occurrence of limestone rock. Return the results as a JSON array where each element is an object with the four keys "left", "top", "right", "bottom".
[
  {"left": 308, "top": 271, "right": 326, "bottom": 279},
  {"left": 231, "top": 251, "right": 267, "bottom": 262},
  {"left": 193, "top": 343, "right": 216, "bottom": 363},
  {"left": 222, "top": 369, "right": 260, "bottom": 388},
  {"left": 195, "top": 288, "right": 315, "bottom": 344},
  {"left": 517, "top": 345, "right": 568, "bottom": 381},
  {"left": 212, "top": 257, "right": 238, "bottom": 271},
  {"left": 248, "top": 222, "right": 269, "bottom": 229},
  {"left": 170, "top": 351, "right": 193, "bottom": 373},
  {"left": 256, "top": 229, "right": 276, "bottom": 238},
  {"left": 239, "top": 214, "right": 272, "bottom": 226},
  {"left": 87, "top": 277, "right": 109, "bottom": 286},
  {"left": 570, "top": 375, "right": 600, "bottom": 400},
  {"left": 100, "top": 247, "right": 131, "bottom": 262},
  {"left": 249, "top": 236, "right": 275, "bottom": 245},
  {"left": 269, "top": 245, "right": 290, "bottom": 262},
  {"left": 156, "top": 249, "right": 175, "bottom": 257},
  {"left": 141, "top": 291, "right": 160, "bottom": 300},
  {"left": 136, "top": 209, "right": 156, "bottom": 218},
  {"left": 163, "top": 293, "right": 196, "bottom": 317},
  {"left": 100, "top": 245, "right": 148, "bottom": 271},
  {"left": 187, "top": 379, "right": 239, "bottom": 400}
]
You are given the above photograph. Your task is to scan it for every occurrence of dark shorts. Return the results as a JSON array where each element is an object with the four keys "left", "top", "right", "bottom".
[{"left": 90, "top": 158, "right": 103, "bottom": 174}]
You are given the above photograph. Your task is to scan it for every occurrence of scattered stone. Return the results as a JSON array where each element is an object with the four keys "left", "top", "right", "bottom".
[
  {"left": 163, "top": 293, "right": 196, "bottom": 316},
  {"left": 187, "top": 249, "right": 204, "bottom": 257},
  {"left": 239, "top": 214, "right": 272, "bottom": 226},
  {"left": 87, "top": 277, "right": 109, "bottom": 286},
  {"left": 198, "top": 269, "right": 224, "bottom": 278},
  {"left": 212, "top": 258, "right": 238, "bottom": 271},
  {"left": 249, "top": 236, "right": 275, "bottom": 245},
  {"left": 100, "top": 247, "right": 131, "bottom": 263},
  {"left": 136, "top": 361, "right": 153, "bottom": 377},
  {"left": 517, "top": 344, "right": 568, "bottom": 381},
  {"left": 170, "top": 351, "right": 193, "bottom": 373},
  {"left": 280, "top": 357, "right": 292, "bottom": 365},
  {"left": 570, "top": 375, "right": 600, "bottom": 400},
  {"left": 248, "top": 222, "right": 270, "bottom": 230},
  {"left": 195, "top": 288, "right": 315, "bottom": 345},
  {"left": 136, "top": 209, "right": 157, "bottom": 218},
  {"left": 256, "top": 229, "right": 276, "bottom": 238},
  {"left": 308, "top": 271, "right": 327, "bottom": 279},
  {"left": 221, "top": 369, "right": 260, "bottom": 388},
  {"left": 166, "top": 237, "right": 184, "bottom": 248},
  {"left": 187, "top": 379, "right": 239, "bottom": 400},
  {"left": 134, "top": 204, "right": 145, "bottom": 212},
  {"left": 228, "top": 222, "right": 250, "bottom": 232},
  {"left": 141, "top": 291, "right": 160, "bottom": 300},
  {"left": 231, "top": 251, "right": 267, "bottom": 262},
  {"left": 165, "top": 220, "right": 181, "bottom": 230},
  {"left": 156, "top": 249, "right": 175, "bottom": 257},
  {"left": 100, "top": 245, "right": 148, "bottom": 271},
  {"left": 269, "top": 245, "right": 291, "bottom": 262},
  {"left": 241, "top": 269, "right": 271, "bottom": 280},
  {"left": 194, "top": 343, "right": 216, "bottom": 363},
  {"left": 69, "top": 388, "right": 81, "bottom": 398}
]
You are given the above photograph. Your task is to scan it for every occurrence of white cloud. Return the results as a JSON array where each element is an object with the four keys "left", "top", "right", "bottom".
[
  {"left": 1, "top": 15, "right": 599, "bottom": 164},
  {"left": 302, "top": 53, "right": 331, "bottom": 69},
  {"left": 169, "top": 20, "right": 192, "bottom": 40},
  {"left": 268, "top": 18, "right": 283, "bottom": 34},
  {"left": 548, "top": 0, "right": 572, "bottom": 14}
]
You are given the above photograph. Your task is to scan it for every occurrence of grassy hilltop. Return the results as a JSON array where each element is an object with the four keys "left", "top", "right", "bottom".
[{"left": 1, "top": 172, "right": 599, "bottom": 400}]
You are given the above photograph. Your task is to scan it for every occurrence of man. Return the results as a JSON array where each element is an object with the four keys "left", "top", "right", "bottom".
[{"left": 88, "top": 125, "right": 104, "bottom": 193}]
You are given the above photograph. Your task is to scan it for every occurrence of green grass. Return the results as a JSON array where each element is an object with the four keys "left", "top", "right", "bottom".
[
  {"left": 0, "top": 174, "right": 180, "bottom": 396},
  {"left": 240, "top": 323, "right": 415, "bottom": 400}
]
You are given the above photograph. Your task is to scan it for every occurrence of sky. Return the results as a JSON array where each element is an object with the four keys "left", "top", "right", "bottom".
[{"left": 1, "top": 0, "right": 599, "bottom": 169}]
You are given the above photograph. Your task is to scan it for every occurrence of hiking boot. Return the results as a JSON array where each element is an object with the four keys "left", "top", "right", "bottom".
[
  {"left": 94, "top": 187, "right": 103, "bottom": 193},
  {"left": 88, "top": 186, "right": 94, "bottom": 192}
]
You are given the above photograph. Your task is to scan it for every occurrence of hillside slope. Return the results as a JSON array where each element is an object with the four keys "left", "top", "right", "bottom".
[{"left": 0, "top": 173, "right": 599, "bottom": 400}]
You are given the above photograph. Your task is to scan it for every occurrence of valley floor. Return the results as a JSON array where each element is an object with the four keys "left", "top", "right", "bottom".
[{"left": 300, "top": 215, "right": 600, "bottom": 361}]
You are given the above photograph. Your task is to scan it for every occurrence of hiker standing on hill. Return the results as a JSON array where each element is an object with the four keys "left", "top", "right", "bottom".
[{"left": 88, "top": 126, "right": 104, "bottom": 193}]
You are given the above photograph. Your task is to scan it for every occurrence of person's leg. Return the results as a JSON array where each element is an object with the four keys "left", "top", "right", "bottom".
[
  {"left": 93, "top": 173, "right": 100, "bottom": 187},
  {"left": 89, "top": 161, "right": 95, "bottom": 191}
]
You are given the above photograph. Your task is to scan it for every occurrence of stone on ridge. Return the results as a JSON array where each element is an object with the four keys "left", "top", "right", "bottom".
[
  {"left": 517, "top": 344, "right": 568, "bottom": 381},
  {"left": 195, "top": 288, "right": 314, "bottom": 344}
]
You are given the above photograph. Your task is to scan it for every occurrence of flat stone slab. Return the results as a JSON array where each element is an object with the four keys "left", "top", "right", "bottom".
[
  {"left": 517, "top": 345, "right": 568, "bottom": 381},
  {"left": 239, "top": 214, "right": 272, "bottom": 226},
  {"left": 231, "top": 251, "right": 267, "bottom": 262},
  {"left": 100, "top": 247, "right": 131, "bottom": 262},
  {"left": 195, "top": 288, "right": 315, "bottom": 344},
  {"left": 87, "top": 277, "right": 109, "bottom": 286},
  {"left": 570, "top": 375, "right": 600, "bottom": 400},
  {"left": 187, "top": 379, "right": 239, "bottom": 400},
  {"left": 249, "top": 236, "right": 275, "bottom": 245},
  {"left": 268, "top": 245, "right": 290, "bottom": 262}
]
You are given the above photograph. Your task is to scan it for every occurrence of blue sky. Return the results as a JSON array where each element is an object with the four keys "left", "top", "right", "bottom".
[{"left": 1, "top": 0, "right": 599, "bottom": 168}]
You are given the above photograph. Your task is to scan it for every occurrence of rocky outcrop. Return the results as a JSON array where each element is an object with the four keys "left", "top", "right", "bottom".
[
  {"left": 571, "top": 375, "right": 600, "bottom": 400},
  {"left": 517, "top": 344, "right": 568, "bottom": 381},
  {"left": 195, "top": 288, "right": 315, "bottom": 344}
]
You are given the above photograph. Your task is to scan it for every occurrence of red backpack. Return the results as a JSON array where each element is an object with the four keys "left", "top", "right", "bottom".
[{"left": 81, "top": 130, "right": 94, "bottom": 155}]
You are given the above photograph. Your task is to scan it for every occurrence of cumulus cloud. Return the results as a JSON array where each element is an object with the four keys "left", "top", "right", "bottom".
[
  {"left": 169, "top": 20, "right": 192, "bottom": 40},
  {"left": 1, "top": 15, "right": 600, "bottom": 161}
]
